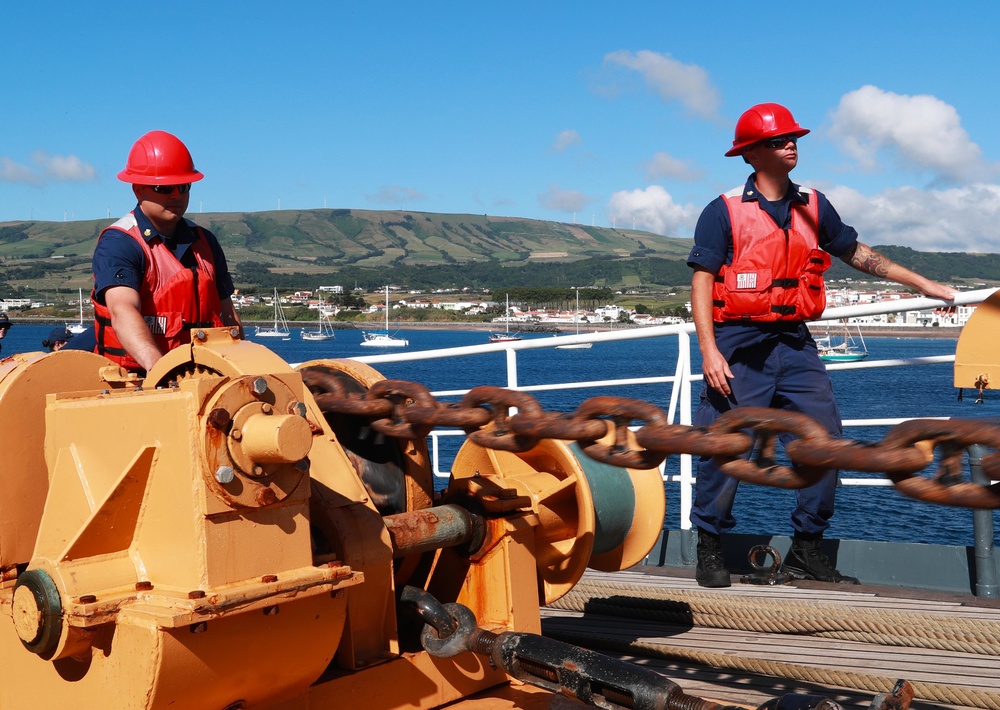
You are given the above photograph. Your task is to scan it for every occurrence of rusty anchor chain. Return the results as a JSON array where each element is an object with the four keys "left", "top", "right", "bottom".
[{"left": 300, "top": 367, "right": 1000, "bottom": 509}]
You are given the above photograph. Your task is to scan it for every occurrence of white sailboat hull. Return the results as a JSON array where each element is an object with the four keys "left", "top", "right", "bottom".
[
  {"left": 360, "top": 332, "right": 408, "bottom": 347},
  {"left": 363, "top": 286, "right": 408, "bottom": 347},
  {"left": 253, "top": 288, "right": 291, "bottom": 339}
]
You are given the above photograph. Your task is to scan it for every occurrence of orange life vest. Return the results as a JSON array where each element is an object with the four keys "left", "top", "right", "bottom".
[
  {"left": 712, "top": 186, "right": 830, "bottom": 322},
  {"left": 93, "top": 214, "right": 223, "bottom": 371}
]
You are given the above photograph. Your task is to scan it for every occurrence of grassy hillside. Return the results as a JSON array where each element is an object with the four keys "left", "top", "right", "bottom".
[
  {"left": 1, "top": 208, "right": 998, "bottom": 300},
  {"left": 0, "top": 208, "right": 692, "bottom": 294}
]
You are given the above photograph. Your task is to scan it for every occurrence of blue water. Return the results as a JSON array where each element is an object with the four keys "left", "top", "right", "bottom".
[{"left": 4, "top": 324, "right": 997, "bottom": 547}]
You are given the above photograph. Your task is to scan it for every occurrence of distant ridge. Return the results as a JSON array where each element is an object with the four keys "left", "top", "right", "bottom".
[
  {"left": 0, "top": 209, "right": 997, "bottom": 293},
  {"left": 0, "top": 208, "right": 691, "bottom": 268}
]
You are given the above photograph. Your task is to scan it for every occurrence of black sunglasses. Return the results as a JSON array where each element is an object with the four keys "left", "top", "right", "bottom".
[
  {"left": 150, "top": 183, "right": 192, "bottom": 195},
  {"left": 761, "top": 135, "right": 797, "bottom": 149}
]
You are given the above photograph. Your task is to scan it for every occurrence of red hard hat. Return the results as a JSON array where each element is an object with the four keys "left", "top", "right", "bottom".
[
  {"left": 117, "top": 130, "right": 205, "bottom": 185},
  {"left": 725, "top": 103, "right": 810, "bottom": 157}
]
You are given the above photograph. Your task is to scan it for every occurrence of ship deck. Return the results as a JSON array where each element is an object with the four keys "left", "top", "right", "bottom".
[{"left": 540, "top": 567, "right": 1000, "bottom": 710}]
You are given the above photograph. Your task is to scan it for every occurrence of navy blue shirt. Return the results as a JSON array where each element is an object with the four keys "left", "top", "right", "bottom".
[
  {"left": 92, "top": 205, "right": 235, "bottom": 306},
  {"left": 687, "top": 174, "right": 860, "bottom": 359}
]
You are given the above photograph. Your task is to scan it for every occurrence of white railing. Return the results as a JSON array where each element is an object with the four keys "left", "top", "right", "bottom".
[{"left": 351, "top": 288, "right": 997, "bottom": 530}]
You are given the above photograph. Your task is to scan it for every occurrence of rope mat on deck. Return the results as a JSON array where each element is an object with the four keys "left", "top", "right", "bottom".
[{"left": 545, "top": 577, "right": 1000, "bottom": 709}]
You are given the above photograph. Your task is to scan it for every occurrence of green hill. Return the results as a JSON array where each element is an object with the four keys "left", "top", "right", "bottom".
[
  {"left": 0, "top": 208, "right": 691, "bottom": 295},
  {"left": 0, "top": 208, "right": 997, "bottom": 299}
]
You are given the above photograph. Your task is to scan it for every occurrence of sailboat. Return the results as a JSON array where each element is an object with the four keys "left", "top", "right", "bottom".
[
  {"left": 67, "top": 288, "right": 86, "bottom": 334},
  {"left": 254, "top": 288, "right": 291, "bottom": 339},
  {"left": 301, "top": 298, "right": 336, "bottom": 341},
  {"left": 489, "top": 294, "right": 522, "bottom": 343},
  {"left": 361, "top": 286, "right": 409, "bottom": 347},
  {"left": 817, "top": 320, "right": 868, "bottom": 362},
  {"left": 555, "top": 288, "right": 593, "bottom": 350}
]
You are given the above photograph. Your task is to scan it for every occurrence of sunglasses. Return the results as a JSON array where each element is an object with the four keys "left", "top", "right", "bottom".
[
  {"left": 149, "top": 183, "right": 192, "bottom": 195},
  {"left": 761, "top": 135, "right": 797, "bottom": 149}
]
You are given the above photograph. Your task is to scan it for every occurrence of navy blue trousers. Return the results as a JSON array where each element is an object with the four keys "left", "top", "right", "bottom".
[{"left": 689, "top": 337, "right": 842, "bottom": 536}]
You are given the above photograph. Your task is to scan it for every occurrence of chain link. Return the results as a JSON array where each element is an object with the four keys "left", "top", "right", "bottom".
[{"left": 300, "top": 367, "right": 1000, "bottom": 509}]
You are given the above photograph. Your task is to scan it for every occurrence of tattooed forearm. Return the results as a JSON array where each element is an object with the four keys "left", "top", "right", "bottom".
[{"left": 844, "top": 243, "right": 891, "bottom": 277}]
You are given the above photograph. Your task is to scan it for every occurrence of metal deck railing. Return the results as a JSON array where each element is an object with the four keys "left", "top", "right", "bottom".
[{"left": 350, "top": 288, "right": 998, "bottom": 531}]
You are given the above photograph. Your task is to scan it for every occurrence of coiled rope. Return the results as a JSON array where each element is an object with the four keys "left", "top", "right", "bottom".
[{"left": 547, "top": 577, "right": 1000, "bottom": 709}]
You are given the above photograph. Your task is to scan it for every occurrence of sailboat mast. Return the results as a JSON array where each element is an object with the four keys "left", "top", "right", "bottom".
[{"left": 575, "top": 288, "right": 580, "bottom": 335}]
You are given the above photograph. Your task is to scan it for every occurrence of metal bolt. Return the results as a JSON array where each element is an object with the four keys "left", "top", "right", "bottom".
[
  {"left": 208, "top": 408, "right": 231, "bottom": 431},
  {"left": 190, "top": 622, "right": 208, "bottom": 634},
  {"left": 215, "top": 466, "right": 235, "bottom": 484},
  {"left": 79, "top": 594, "right": 97, "bottom": 604},
  {"left": 188, "top": 590, "right": 206, "bottom": 599},
  {"left": 229, "top": 327, "right": 240, "bottom": 339},
  {"left": 135, "top": 581, "right": 153, "bottom": 591},
  {"left": 252, "top": 377, "right": 268, "bottom": 395},
  {"left": 195, "top": 330, "right": 207, "bottom": 342},
  {"left": 252, "top": 465, "right": 264, "bottom": 476},
  {"left": 255, "top": 487, "right": 277, "bottom": 506},
  {"left": 262, "top": 575, "right": 278, "bottom": 584},
  {"left": 230, "top": 428, "right": 242, "bottom": 441},
  {"left": 295, "top": 458, "right": 310, "bottom": 472},
  {"left": 260, "top": 403, "right": 273, "bottom": 414},
  {"left": 263, "top": 605, "right": 280, "bottom": 616},
  {"left": 291, "top": 401, "right": 307, "bottom": 417}
]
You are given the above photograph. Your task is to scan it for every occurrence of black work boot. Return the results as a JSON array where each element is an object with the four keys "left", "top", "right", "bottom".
[
  {"left": 782, "top": 534, "right": 859, "bottom": 584},
  {"left": 695, "top": 529, "right": 731, "bottom": 588}
]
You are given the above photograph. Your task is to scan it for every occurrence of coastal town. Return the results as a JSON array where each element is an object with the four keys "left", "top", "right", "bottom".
[
  {"left": 239, "top": 283, "right": 978, "bottom": 330},
  {"left": 0, "top": 281, "right": 981, "bottom": 331}
]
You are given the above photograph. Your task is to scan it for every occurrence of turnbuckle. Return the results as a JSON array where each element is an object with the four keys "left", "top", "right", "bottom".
[{"left": 399, "top": 587, "right": 912, "bottom": 710}]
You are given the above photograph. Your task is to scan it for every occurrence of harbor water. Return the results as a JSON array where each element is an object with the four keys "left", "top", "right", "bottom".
[{"left": 5, "top": 323, "right": 997, "bottom": 547}]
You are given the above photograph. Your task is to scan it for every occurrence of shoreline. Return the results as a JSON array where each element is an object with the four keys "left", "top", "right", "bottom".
[
  {"left": 6, "top": 318, "right": 962, "bottom": 340},
  {"left": 341, "top": 321, "right": 964, "bottom": 339}
]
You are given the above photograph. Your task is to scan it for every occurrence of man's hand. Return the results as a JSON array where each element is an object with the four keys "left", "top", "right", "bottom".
[
  {"left": 701, "top": 347, "right": 734, "bottom": 396},
  {"left": 691, "top": 267, "right": 734, "bottom": 396}
]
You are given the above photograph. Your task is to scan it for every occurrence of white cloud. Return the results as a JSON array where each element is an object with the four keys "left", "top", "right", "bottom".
[
  {"left": 366, "top": 185, "right": 426, "bottom": 205},
  {"left": 0, "top": 152, "right": 96, "bottom": 185},
  {"left": 553, "top": 129, "right": 581, "bottom": 152},
  {"left": 825, "top": 182, "right": 1000, "bottom": 252},
  {"left": 644, "top": 151, "right": 702, "bottom": 181},
  {"left": 607, "top": 185, "right": 699, "bottom": 236},
  {"left": 33, "top": 151, "right": 96, "bottom": 181},
  {"left": 829, "top": 86, "right": 990, "bottom": 183},
  {"left": 539, "top": 184, "right": 590, "bottom": 213},
  {"left": 0, "top": 157, "right": 40, "bottom": 184},
  {"left": 603, "top": 50, "right": 720, "bottom": 119}
]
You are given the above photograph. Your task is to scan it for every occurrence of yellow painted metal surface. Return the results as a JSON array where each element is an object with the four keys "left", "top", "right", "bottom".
[
  {"left": 0, "top": 328, "right": 665, "bottom": 709},
  {"left": 955, "top": 288, "right": 1000, "bottom": 389}
]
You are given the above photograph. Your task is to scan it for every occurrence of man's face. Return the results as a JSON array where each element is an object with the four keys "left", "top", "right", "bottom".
[
  {"left": 745, "top": 135, "right": 799, "bottom": 174},
  {"left": 0, "top": 326, "right": 8, "bottom": 340},
  {"left": 134, "top": 183, "right": 190, "bottom": 228}
]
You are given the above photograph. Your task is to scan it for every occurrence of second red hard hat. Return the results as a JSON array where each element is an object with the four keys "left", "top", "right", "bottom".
[
  {"left": 725, "top": 103, "right": 810, "bottom": 157},
  {"left": 117, "top": 130, "right": 205, "bottom": 185}
]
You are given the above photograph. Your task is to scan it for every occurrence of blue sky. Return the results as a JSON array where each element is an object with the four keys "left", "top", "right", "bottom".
[{"left": 3, "top": 1, "right": 999, "bottom": 253}]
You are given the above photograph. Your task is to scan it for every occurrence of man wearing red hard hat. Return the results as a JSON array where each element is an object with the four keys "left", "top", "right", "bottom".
[
  {"left": 686, "top": 103, "right": 955, "bottom": 588},
  {"left": 90, "top": 130, "right": 240, "bottom": 373}
]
